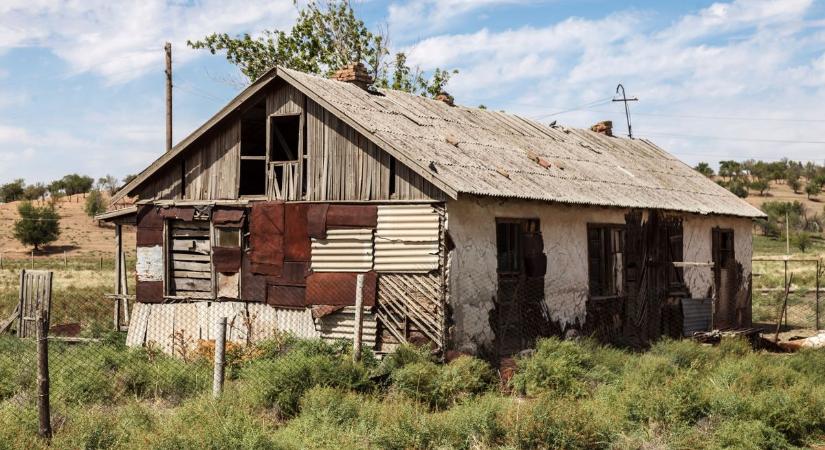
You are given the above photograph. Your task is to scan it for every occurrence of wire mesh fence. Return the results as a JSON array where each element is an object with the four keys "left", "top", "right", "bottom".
[
  {"left": 751, "top": 257, "right": 823, "bottom": 335},
  {"left": 0, "top": 257, "right": 822, "bottom": 444}
]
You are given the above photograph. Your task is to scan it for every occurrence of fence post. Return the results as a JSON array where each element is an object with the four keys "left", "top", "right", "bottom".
[
  {"left": 816, "top": 259, "right": 821, "bottom": 331},
  {"left": 352, "top": 274, "right": 365, "bottom": 363},
  {"left": 36, "top": 312, "right": 52, "bottom": 439},
  {"left": 212, "top": 317, "right": 227, "bottom": 399},
  {"left": 63, "top": 251, "right": 67, "bottom": 269},
  {"left": 31, "top": 250, "right": 34, "bottom": 269}
]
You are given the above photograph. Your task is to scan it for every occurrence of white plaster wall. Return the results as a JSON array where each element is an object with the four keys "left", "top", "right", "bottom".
[
  {"left": 446, "top": 197, "right": 627, "bottom": 353},
  {"left": 682, "top": 215, "right": 753, "bottom": 299},
  {"left": 446, "top": 196, "right": 755, "bottom": 353}
]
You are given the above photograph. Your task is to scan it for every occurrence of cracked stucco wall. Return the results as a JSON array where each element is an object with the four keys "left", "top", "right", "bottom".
[
  {"left": 446, "top": 196, "right": 627, "bottom": 353},
  {"left": 682, "top": 215, "right": 753, "bottom": 300},
  {"left": 446, "top": 196, "right": 755, "bottom": 353}
]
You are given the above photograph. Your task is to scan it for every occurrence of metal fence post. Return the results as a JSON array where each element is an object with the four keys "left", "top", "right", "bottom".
[
  {"left": 36, "top": 312, "right": 52, "bottom": 439},
  {"left": 213, "top": 317, "right": 227, "bottom": 398},
  {"left": 816, "top": 259, "right": 821, "bottom": 331},
  {"left": 353, "top": 274, "right": 365, "bottom": 363}
]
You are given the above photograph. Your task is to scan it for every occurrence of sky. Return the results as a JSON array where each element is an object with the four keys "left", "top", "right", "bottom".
[{"left": 1, "top": 0, "right": 824, "bottom": 185}]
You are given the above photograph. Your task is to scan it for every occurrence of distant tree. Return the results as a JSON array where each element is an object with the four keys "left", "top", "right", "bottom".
[
  {"left": 787, "top": 177, "right": 802, "bottom": 194},
  {"left": 694, "top": 162, "right": 714, "bottom": 178},
  {"left": 84, "top": 189, "right": 106, "bottom": 219},
  {"left": 59, "top": 174, "right": 94, "bottom": 195},
  {"left": 22, "top": 183, "right": 47, "bottom": 201},
  {"left": 121, "top": 173, "right": 138, "bottom": 188},
  {"left": 718, "top": 160, "right": 742, "bottom": 181},
  {"left": 0, "top": 179, "right": 25, "bottom": 202},
  {"left": 97, "top": 175, "right": 119, "bottom": 195},
  {"left": 805, "top": 181, "right": 822, "bottom": 200},
  {"left": 728, "top": 181, "right": 748, "bottom": 198},
  {"left": 793, "top": 232, "right": 812, "bottom": 253},
  {"left": 13, "top": 201, "right": 60, "bottom": 251},
  {"left": 188, "top": 0, "right": 456, "bottom": 98},
  {"left": 750, "top": 178, "right": 770, "bottom": 196}
]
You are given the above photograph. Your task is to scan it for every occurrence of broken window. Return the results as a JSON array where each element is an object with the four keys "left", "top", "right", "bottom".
[
  {"left": 587, "top": 224, "right": 625, "bottom": 297},
  {"left": 269, "top": 114, "right": 302, "bottom": 200},
  {"left": 497, "top": 221, "right": 523, "bottom": 274},
  {"left": 239, "top": 99, "right": 267, "bottom": 196},
  {"left": 215, "top": 227, "right": 241, "bottom": 247}
]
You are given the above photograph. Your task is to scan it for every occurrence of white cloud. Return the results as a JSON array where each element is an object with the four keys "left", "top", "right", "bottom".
[
  {"left": 0, "top": 0, "right": 297, "bottom": 84},
  {"left": 402, "top": 0, "right": 825, "bottom": 164},
  {"left": 388, "top": 0, "right": 544, "bottom": 38}
]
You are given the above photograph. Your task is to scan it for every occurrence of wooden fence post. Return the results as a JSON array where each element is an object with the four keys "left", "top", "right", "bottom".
[
  {"left": 816, "top": 259, "right": 821, "bottom": 331},
  {"left": 213, "top": 317, "right": 227, "bottom": 399},
  {"left": 36, "top": 312, "right": 52, "bottom": 439},
  {"left": 352, "top": 274, "right": 365, "bottom": 363}
]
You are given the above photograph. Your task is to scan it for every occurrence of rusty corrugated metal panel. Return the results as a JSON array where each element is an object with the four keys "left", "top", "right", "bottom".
[
  {"left": 374, "top": 204, "right": 440, "bottom": 273},
  {"left": 249, "top": 201, "right": 284, "bottom": 276},
  {"left": 281, "top": 68, "right": 764, "bottom": 218},
  {"left": 305, "top": 271, "right": 377, "bottom": 307},
  {"left": 311, "top": 228, "right": 374, "bottom": 272}
]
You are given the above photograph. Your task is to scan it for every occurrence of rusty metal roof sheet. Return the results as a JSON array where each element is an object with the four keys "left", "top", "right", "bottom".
[{"left": 281, "top": 68, "right": 764, "bottom": 218}]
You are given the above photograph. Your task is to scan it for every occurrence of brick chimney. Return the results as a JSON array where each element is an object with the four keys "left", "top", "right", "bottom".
[
  {"left": 435, "top": 91, "right": 455, "bottom": 106},
  {"left": 330, "top": 62, "right": 373, "bottom": 90},
  {"left": 590, "top": 120, "right": 613, "bottom": 137}
]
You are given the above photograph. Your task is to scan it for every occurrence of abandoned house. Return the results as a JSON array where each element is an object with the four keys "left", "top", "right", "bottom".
[{"left": 99, "top": 63, "right": 765, "bottom": 358}]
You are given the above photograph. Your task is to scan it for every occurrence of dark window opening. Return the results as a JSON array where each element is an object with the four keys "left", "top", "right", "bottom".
[
  {"left": 239, "top": 160, "right": 266, "bottom": 196},
  {"left": 588, "top": 224, "right": 625, "bottom": 297},
  {"left": 718, "top": 229, "right": 734, "bottom": 267},
  {"left": 496, "top": 219, "right": 540, "bottom": 274},
  {"left": 239, "top": 99, "right": 267, "bottom": 196},
  {"left": 270, "top": 115, "right": 300, "bottom": 161},
  {"left": 388, "top": 157, "right": 397, "bottom": 198}
]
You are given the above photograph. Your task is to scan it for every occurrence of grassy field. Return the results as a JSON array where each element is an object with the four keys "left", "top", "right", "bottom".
[{"left": 1, "top": 335, "right": 824, "bottom": 449}]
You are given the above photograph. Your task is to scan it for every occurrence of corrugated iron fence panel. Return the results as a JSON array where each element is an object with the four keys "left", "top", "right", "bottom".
[
  {"left": 682, "top": 298, "right": 713, "bottom": 336},
  {"left": 310, "top": 228, "right": 374, "bottom": 272},
  {"left": 374, "top": 204, "right": 440, "bottom": 272},
  {"left": 315, "top": 306, "right": 378, "bottom": 348}
]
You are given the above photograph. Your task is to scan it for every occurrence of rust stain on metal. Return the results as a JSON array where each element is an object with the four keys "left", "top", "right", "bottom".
[{"left": 306, "top": 271, "right": 377, "bottom": 306}]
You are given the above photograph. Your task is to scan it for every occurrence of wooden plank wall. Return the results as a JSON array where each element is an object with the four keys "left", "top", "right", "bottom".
[
  {"left": 137, "top": 83, "right": 444, "bottom": 203},
  {"left": 136, "top": 119, "right": 241, "bottom": 201},
  {"left": 169, "top": 220, "right": 213, "bottom": 298}
]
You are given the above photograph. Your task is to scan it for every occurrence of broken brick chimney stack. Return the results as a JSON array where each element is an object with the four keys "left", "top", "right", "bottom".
[
  {"left": 590, "top": 120, "right": 613, "bottom": 137},
  {"left": 435, "top": 92, "right": 455, "bottom": 106},
  {"left": 330, "top": 62, "right": 373, "bottom": 90}
]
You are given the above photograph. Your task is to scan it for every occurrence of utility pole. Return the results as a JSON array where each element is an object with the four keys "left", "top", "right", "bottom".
[
  {"left": 612, "top": 84, "right": 638, "bottom": 139},
  {"left": 165, "top": 42, "right": 173, "bottom": 152}
]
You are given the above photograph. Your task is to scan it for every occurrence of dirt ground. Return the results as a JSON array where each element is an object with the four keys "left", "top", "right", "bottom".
[
  {"left": 744, "top": 179, "right": 825, "bottom": 214},
  {"left": 0, "top": 194, "right": 136, "bottom": 258}
]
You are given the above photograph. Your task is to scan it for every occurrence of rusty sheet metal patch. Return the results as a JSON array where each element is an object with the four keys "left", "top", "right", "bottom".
[
  {"left": 306, "top": 271, "right": 377, "bottom": 307},
  {"left": 266, "top": 284, "right": 306, "bottom": 308},
  {"left": 285, "top": 203, "right": 311, "bottom": 262},
  {"left": 326, "top": 205, "right": 377, "bottom": 229},
  {"left": 213, "top": 246, "right": 242, "bottom": 273},
  {"left": 307, "top": 203, "right": 329, "bottom": 239},
  {"left": 249, "top": 201, "right": 284, "bottom": 276},
  {"left": 311, "top": 305, "right": 345, "bottom": 319},
  {"left": 136, "top": 205, "right": 163, "bottom": 246},
  {"left": 159, "top": 207, "right": 195, "bottom": 221},
  {"left": 212, "top": 207, "right": 246, "bottom": 227},
  {"left": 136, "top": 280, "right": 164, "bottom": 303}
]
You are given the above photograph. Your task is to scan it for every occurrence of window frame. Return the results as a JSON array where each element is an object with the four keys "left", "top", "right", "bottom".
[{"left": 587, "top": 223, "right": 626, "bottom": 299}]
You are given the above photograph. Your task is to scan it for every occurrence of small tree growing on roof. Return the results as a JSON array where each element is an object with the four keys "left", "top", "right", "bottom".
[{"left": 13, "top": 201, "right": 60, "bottom": 251}]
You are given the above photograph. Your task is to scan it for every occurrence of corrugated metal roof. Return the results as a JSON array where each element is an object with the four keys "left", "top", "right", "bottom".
[{"left": 281, "top": 68, "right": 764, "bottom": 218}]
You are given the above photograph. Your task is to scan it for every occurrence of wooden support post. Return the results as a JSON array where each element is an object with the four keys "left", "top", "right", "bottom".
[
  {"left": 816, "top": 259, "right": 821, "bottom": 331},
  {"left": 114, "top": 224, "right": 123, "bottom": 331},
  {"left": 775, "top": 272, "right": 794, "bottom": 342},
  {"left": 352, "top": 274, "right": 365, "bottom": 363},
  {"left": 31, "top": 250, "right": 34, "bottom": 269},
  {"left": 36, "top": 312, "right": 52, "bottom": 439},
  {"left": 213, "top": 317, "right": 227, "bottom": 399},
  {"left": 17, "top": 270, "right": 25, "bottom": 338},
  {"left": 63, "top": 251, "right": 67, "bottom": 268}
]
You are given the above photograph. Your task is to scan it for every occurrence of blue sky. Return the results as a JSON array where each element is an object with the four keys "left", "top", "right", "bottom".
[{"left": 1, "top": 0, "right": 824, "bottom": 185}]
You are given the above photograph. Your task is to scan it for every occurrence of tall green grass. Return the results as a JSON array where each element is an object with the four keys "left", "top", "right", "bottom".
[{"left": 0, "top": 336, "right": 823, "bottom": 449}]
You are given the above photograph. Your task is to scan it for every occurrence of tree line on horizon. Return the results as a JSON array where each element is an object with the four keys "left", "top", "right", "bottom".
[{"left": 694, "top": 159, "right": 825, "bottom": 200}]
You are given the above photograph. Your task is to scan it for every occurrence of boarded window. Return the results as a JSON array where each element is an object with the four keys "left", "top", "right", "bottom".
[
  {"left": 168, "top": 220, "right": 212, "bottom": 298},
  {"left": 587, "top": 225, "right": 625, "bottom": 297}
]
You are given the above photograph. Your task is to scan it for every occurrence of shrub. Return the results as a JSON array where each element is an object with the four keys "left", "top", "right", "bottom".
[
  {"left": 13, "top": 201, "right": 60, "bottom": 251},
  {"left": 503, "top": 394, "right": 616, "bottom": 449},
  {"left": 510, "top": 338, "right": 611, "bottom": 397},
  {"left": 712, "top": 419, "right": 790, "bottom": 450},
  {"left": 436, "top": 356, "right": 497, "bottom": 405},
  {"left": 390, "top": 360, "right": 442, "bottom": 407}
]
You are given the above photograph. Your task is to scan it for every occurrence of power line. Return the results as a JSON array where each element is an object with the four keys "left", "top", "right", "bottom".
[
  {"left": 638, "top": 131, "right": 825, "bottom": 145},
  {"left": 530, "top": 97, "right": 615, "bottom": 120},
  {"left": 586, "top": 109, "right": 825, "bottom": 123}
]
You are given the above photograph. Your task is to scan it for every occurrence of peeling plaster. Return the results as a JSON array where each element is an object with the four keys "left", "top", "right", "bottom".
[
  {"left": 136, "top": 246, "right": 163, "bottom": 282},
  {"left": 446, "top": 196, "right": 755, "bottom": 353}
]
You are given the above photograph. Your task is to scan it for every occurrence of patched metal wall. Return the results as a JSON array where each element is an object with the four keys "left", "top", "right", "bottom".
[
  {"left": 374, "top": 204, "right": 440, "bottom": 272},
  {"left": 310, "top": 228, "right": 374, "bottom": 272},
  {"left": 315, "top": 306, "right": 378, "bottom": 348}
]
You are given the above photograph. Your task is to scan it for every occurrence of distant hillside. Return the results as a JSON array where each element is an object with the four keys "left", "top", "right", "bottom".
[
  {"left": 743, "top": 180, "right": 824, "bottom": 214},
  {"left": 0, "top": 194, "right": 135, "bottom": 258}
]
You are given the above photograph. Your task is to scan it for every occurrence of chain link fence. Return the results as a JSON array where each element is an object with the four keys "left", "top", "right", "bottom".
[{"left": 752, "top": 257, "right": 823, "bottom": 336}]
